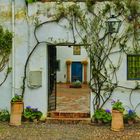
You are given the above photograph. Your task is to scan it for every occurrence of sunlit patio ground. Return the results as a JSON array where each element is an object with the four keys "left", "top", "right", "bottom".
[{"left": 56, "top": 83, "right": 90, "bottom": 112}]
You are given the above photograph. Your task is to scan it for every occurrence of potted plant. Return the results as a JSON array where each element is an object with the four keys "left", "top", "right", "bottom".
[
  {"left": 0, "top": 109, "right": 10, "bottom": 122},
  {"left": 10, "top": 94, "right": 23, "bottom": 126},
  {"left": 124, "top": 109, "right": 137, "bottom": 124},
  {"left": 111, "top": 99, "right": 125, "bottom": 131},
  {"left": 23, "top": 106, "right": 42, "bottom": 122},
  {"left": 69, "top": 80, "right": 82, "bottom": 88},
  {"left": 92, "top": 109, "right": 112, "bottom": 124}
]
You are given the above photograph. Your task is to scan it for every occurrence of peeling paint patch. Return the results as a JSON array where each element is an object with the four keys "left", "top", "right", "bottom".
[
  {"left": 15, "top": 34, "right": 28, "bottom": 47},
  {"left": 0, "top": 4, "right": 11, "bottom": 21},
  {"left": 0, "top": 11, "right": 12, "bottom": 21},
  {"left": 15, "top": 9, "right": 26, "bottom": 20}
]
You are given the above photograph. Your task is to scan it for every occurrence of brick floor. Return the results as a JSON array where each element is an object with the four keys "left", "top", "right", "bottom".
[{"left": 56, "top": 83, "right": 90, "bottom": 113}]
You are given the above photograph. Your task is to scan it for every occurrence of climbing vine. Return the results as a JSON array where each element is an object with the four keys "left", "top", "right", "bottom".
[
  {"left": 22, "top": 0, "right": 140, "bottom": 113},
  {"left": 0, "top": 25, "right": 12, "bottom": 86}
]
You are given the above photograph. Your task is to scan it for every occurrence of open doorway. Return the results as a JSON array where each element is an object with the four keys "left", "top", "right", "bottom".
[{"left": 48, "top": 45, "right": 90, "bottom": 113}]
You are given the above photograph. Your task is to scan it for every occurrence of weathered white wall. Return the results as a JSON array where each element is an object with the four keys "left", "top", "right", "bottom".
[
  {"left": 0, "top": 0, "right": 90, "bottom": 117},
  {"left": 25, "top": 2, "right": 89, "bottom": 114},
  {"left": 0, "top": 0, "right": 49, "bottom": 114},
  {"left": 56, "top": 46, "right": 90, "bottom": 83},
  {"left": 14, "top": 1, "right": 28, "bottom": 95},
  {"left": 0, "top": 0, "right": 12, "bottom": 111},
  {"left": 0, "top": 1, "right": 140, "bottom": 118}
]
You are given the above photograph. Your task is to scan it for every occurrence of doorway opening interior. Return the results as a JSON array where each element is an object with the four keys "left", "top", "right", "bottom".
[{"left": 48, "top": 45, "right": 90, "bottom": 113}]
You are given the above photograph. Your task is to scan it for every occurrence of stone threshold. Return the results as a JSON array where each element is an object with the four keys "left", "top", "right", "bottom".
[
  {"left": 46, "top": 117, "right": 91, "bottom": 124},
  {"left": 46, "top": 111, "right": 91, "bottom": 124},
  {"left": 47, "top": 111, "right": 90, "bottom": 118}
]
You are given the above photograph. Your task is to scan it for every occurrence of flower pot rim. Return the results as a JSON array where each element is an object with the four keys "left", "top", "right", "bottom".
[
  {"left": 112, "top": 109, "right": 123, "bottom": 113},
  {"left": 11, "top": 101, "right": 23, "bottom": 104}
]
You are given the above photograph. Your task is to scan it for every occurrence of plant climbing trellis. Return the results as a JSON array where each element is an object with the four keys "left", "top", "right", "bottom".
[{"left": 22, "top": 0, "right": 140, "bottom": 113}]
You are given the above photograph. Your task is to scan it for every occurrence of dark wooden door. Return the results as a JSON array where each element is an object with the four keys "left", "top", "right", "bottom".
[{"left": 48, "top": 45, "right": 57, "bottom": 111}]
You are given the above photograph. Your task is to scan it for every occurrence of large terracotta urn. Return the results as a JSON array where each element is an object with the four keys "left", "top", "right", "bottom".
[{"left": 111, "top": 110, "right": 124, "bottom": 131}]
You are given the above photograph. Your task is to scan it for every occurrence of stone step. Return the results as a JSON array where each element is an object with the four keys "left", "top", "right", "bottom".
[
  {"left": 47, "top": 111, "right": 90, "bottom": 118},
  {"left": 46, "top": 117, "right": 91, "bottom": 124}
]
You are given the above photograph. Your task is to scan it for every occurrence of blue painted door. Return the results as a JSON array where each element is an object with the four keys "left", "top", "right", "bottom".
[{"left": 71, "top": 62, "right": 82, "bottom": 82}]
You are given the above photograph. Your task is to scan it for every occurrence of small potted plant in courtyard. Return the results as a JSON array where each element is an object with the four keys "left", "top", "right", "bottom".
[
  {"left": 23, "top": 106, "right": 42, "bottom": 122},
  {"left": 124, "top": 109, "right": 137, "bottom": 124},
  {"left": 93, "top": 109, "right": 112, "bottom": 124},
  {"left": 10, "top": 94, "right": 23, "bottom": 126},
  {"left": 69, "top": 80, "right": 82, "bottom": 88},
  {"left": 111, "top": 99, "right": 125, "bottom": 131}
]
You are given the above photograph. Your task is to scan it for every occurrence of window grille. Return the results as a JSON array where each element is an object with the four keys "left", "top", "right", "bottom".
[{"left": 127, "top": 55, "right": 140, "bottom": 80}]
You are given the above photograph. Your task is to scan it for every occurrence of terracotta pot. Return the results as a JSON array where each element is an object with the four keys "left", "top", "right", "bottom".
[
  {"left": 10, "top": 102, "right": 24, "bottom": 126},
  {"left": 111, "top": 110, "right": 124, "bottom": 131},
  {"left": 128, "top": 119, "right": 134, "bottom": 125}
]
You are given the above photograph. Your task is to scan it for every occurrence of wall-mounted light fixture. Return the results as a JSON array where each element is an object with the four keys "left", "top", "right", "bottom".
[{"left": 106, "top": 15, "right": 121, "bottom": 34}]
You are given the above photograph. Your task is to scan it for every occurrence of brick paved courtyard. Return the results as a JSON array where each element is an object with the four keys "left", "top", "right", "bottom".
[{"left": 56, "top": 84, "right": 90, "bottom": 112}]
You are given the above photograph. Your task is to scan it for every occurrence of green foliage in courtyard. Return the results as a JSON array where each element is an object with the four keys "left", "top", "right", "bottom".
[
  {"left": 112, "top": 100, "right": 125, "bottom": 113},
  {"left": 93, "top": 109, "right": 112, "bottom": 123},
  {"left": 124, "top": 109, "right": 137, "bottom": 122},
  {"left": 0, "top": 109, "right": 10, "bottom": 122},
  {"left": 70, "top": 80, "right": 82, "bottom": 88},
  {"left": 11, "top": 94, "right": 23, "bottom": 102},
  {"left": 23, "top": 106, "right": 43, "bottom": 121}
]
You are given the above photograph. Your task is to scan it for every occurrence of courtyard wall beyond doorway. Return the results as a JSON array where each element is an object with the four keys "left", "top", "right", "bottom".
[{"left": 56, "top": 46, "right": 90, "bottom": 83}]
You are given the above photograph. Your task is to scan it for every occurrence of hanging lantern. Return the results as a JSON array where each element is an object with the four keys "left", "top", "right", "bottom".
[{"left": 106, "top": 15, "right": 121, "bottom": 34}]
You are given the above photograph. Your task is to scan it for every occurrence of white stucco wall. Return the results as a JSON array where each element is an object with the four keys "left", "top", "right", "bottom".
[
  {"left": 0, "top": 1, "right": 140, "bottom": 118},
  {"left": 26, "top": 2, "right": 84, "bottom": 114},
  {"left": 0, "top": 0, "right": 12, "bottom": 111},
  {"left": 0, "top": 1, "right": 49, "bottom": 114}
]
